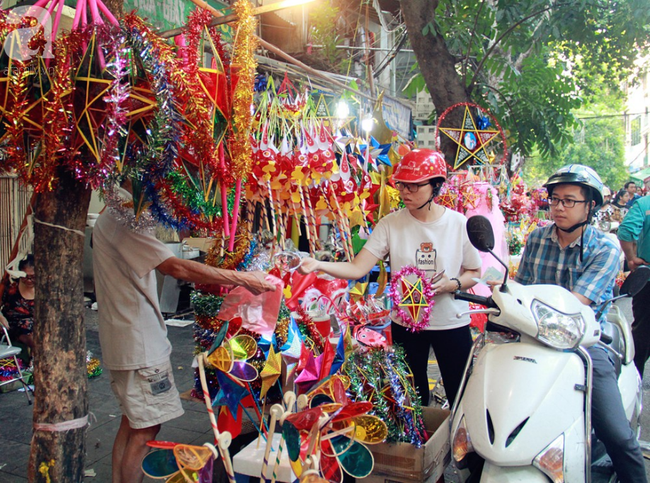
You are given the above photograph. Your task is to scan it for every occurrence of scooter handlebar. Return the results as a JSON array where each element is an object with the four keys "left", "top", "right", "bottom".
[{"left": 453, "top": 290, "right": 498, "bottom": 308}]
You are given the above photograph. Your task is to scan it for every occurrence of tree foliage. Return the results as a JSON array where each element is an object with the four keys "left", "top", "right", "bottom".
[
  {"left": 308, "top": 3, "right": 351, "bottom": 75},
  {"left": 522, "top": 83, "right": 628, "bottom": 189},
  {"left": 400, "top": 0, "right": 650, "bottom": 165}
]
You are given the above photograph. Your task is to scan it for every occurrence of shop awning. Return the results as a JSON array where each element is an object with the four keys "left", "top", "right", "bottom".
[{"left": 630, "top": 166, "right": 650, "bottom": 183}]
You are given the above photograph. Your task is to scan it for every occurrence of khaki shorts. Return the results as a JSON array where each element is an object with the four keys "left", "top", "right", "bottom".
[{"left": 109, "top": 360, "right": 184, "bottom": 429}]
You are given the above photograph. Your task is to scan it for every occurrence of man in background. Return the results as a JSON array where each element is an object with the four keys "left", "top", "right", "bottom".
[
  {"left": 625, "top": 181, "right": 641, "bottom": 208},
  {"left": 618, "top": 192, "right": 650, "bottom": 378}
]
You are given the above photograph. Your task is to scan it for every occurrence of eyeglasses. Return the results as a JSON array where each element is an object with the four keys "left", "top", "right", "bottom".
[
  {"left": 548, "top": 197, "right": 588, "bottom": 208},
  {"left": 24, "top": 275, "right": 35, "bottom": 281},
  {"left": 394, "top": 181, "right": 430, "bottom": 193}
]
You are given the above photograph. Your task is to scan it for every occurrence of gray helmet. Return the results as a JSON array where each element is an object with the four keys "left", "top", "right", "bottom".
[{"left": 544, "top": 164, "right": 604, "bottom": 208}]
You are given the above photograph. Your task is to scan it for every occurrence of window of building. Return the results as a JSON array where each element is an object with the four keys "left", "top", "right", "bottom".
[{"left": 631, "top": 116, "right": 641, "bottom": 146}]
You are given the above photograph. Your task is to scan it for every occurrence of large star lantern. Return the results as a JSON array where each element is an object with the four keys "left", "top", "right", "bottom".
[{"left": 438, "top": 104, "right": 501, "bottom": 169}]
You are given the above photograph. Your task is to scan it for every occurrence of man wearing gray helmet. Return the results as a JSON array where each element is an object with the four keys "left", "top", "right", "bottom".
[{"left": 516, "top": 165, "right": 646, "bottom": 483}]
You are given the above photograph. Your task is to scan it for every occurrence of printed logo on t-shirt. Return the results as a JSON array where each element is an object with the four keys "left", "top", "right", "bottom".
[{"left": 416, "top": 242, "right": 437, "bottom": 272}]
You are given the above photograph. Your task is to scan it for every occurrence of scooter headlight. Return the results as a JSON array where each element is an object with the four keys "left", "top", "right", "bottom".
[
  {"left": 532, "top": 300, "right": 585, "bottom": 350},
  {"left": 452, "top": 415, "right": 474, "bottom": 464},
  {"left": 532, "top": 433, "right": 564, "bottom": 483}
]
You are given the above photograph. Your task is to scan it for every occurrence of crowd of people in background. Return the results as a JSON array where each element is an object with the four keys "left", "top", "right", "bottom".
[{"left": 594, "top": 179, "right": 649, "bottom": 232}]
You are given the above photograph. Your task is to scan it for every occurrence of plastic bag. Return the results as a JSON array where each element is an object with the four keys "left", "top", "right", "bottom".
[{"left": 216, "top": 274, "right": 284, "bottom": 338}]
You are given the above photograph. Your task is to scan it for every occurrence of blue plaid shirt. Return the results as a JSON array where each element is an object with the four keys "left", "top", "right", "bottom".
[{"left": 515, "top": 224, "right": 620, "bottom": 319}]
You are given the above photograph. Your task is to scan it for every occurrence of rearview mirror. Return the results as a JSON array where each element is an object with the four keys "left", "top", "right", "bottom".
[
  {"left": 466, "top": 215, "right": 495, "bottom": 252},
  {"left": 620, "top": 266, "right": 650, "bottom": 297}
]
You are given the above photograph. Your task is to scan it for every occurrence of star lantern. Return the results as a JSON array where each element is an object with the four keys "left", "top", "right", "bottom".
[
  {"left": 389, "top": 266, "right": 436, "bottom": 332},
  {"left": 436, "top": 103, "right": 507, "bottom": 170}
]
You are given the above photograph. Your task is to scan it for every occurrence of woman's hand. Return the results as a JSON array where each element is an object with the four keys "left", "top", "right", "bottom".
[
  {"left": 0, "top": 313, "right": 8, "bottom": 329},
  {"left": 297, "top": 257, "right": 320, "bottom": 275},
  {"left": 431, "top": 274, "right": 455, "bottom": 294}
]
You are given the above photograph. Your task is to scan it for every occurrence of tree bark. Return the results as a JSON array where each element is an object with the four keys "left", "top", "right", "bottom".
[
  {"left": 28, "top": 168, "right": 91, "bottom": 482},
  {"left": 24, "top": 0, "right": 124, "bottom": 479},
  {"left": 400, "top": 0, "right": 471, "bottom": 164}
]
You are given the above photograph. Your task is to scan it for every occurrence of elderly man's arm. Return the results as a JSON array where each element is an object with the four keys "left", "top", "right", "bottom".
[{"left": 157, "top": 257, "right": 275, "bottom": 295}]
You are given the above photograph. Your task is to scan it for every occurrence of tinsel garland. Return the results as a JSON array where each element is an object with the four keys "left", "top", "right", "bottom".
[
  {"left": 344, "top": 346, "right": 427, "bottom": 446},
  {"left": 191, "top": 291, "right": 225, "bottom": 316},
  {"left": 102, "top": 187, "right": 159, "bottom": 233},
  {"left": 275, "top": 302, "right": 291, "bottom": 348},
  {"left": 87, "top": 355, "right": 102, "bottom": 379},
  {"left": 174, "top": 8, "right": 228, "bottom": 180},
  {"left": 229, "top": 0, "right": 258, "bottom": 179},
  {"left": 93, "top": 26, "right": 130, "bottom": 186},
  {"left": 205, "top": 232, "right": 252, "bottom": 270},
  {"left": 65, "top": 25, "right": 130, "bottom": 189},
  {"left": 118, "top": 14, "right": 184, "bottom": 228},
  {"left": 0, "top": 358, "right": 28, "bottom": 381},
  {"left": 153, "top": 175, "right": 224, "bottom": 233},
  {"left": 295, "top": 306, "right": 326, "bottom": 354},
  {"left": 0, "top": 42, "right": 34, "bottom": 185},
  {"left": 165, "top": 170, "right": 223, "bottom": 219},
  {"left": 40, "top": 31, "right": 75, "bottom": 189}
]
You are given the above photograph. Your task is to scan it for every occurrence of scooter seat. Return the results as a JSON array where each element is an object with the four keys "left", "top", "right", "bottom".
[{"left": 600, "top": 321, "right": 624, "bottom": 377}]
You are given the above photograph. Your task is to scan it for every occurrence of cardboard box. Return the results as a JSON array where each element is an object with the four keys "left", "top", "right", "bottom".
[
  {"left": 366, "top": 407, "right": 451, "bottom": 482},
  {"left": 361, "top": 473, "right": 443, "bottom": 483}
]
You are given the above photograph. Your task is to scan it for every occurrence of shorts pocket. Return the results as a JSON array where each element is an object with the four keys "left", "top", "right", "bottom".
[{"left": 138, "top": 363, "right": 173, "bottom": 403}]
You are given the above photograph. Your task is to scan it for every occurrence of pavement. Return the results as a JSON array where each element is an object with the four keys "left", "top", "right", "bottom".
[{"left": 1, "top": 299, "right": 650, "bottom": 482}]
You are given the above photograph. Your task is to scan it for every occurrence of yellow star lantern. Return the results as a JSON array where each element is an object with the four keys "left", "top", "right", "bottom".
[
  {"left": 260, "top": 345, "right": 282, "bottom": 399},
  {"left": 349, "top": 282, "right": 368, "bottom": 302}
]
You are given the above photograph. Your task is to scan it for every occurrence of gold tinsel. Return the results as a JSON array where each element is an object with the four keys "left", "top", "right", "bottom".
[
  {"left": 229, "top": 0, "right": 258, "bottom": 179},
  {"left": 87, "top": 357, "right": 102, "bottom": 379},
  {"left": 205, "top": 232, "right": 251, "bottom": 270},
  {"left": 274, "top": 316, "right": 290, "bottom": 348}
]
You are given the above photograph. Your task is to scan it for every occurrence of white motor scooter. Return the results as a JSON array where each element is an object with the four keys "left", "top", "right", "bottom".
[{"left": 450, "top": 215, "right": 649, "bottom": 483}]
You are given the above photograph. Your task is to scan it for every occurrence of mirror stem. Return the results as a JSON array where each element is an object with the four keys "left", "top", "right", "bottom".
[{"left": 486, "top": 248, "right": 509, "bottom": 293}]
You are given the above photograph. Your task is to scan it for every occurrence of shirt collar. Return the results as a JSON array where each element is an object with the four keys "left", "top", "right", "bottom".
[{"left": 547, "top": 223, "right": 593, "bottom": 248}]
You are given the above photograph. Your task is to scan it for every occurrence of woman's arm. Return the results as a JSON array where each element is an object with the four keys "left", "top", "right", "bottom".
[{"left": 298, "top": 248, "right": 380, "bottom": 281}]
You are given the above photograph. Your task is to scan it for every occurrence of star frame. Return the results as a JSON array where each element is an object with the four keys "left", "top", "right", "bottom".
[{"left": 435, "top": 102, "right": 508, "bottom": 170}]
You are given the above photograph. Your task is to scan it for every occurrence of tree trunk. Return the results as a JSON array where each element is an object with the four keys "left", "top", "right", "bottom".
[
  {"left": 400, "top": 0, "right": 471, "bottom": 164},
  {"left": 27, "top": 168, "right": 91, "bottom": 482}
]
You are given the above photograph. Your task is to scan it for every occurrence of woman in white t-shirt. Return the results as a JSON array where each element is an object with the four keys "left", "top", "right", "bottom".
[{"left": 299, "top": 149, "right": 481, "bottom": 406}]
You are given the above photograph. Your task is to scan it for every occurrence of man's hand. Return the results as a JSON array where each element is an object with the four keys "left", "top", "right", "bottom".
[
  {"left": 297, "top": 257, "right": 320, "bottom": 275},
  {"left": 627, "top": 256, "right": 649, "bottom": 272},
  {"left": 240, "top": 271, "right": 277, "bottom": 295}
]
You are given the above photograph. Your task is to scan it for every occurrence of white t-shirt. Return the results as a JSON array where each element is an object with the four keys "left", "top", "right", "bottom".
[
  {"left": 363, "top": 208, "right": 482, "bottom": 330},
  {"left": 92, "top": 209, "right": 175, "bottom": 370}
]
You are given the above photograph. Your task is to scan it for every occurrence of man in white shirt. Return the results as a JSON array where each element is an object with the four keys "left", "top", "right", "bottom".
[{"left": 93, "top": 185, "right": 275, "bottom": 483}]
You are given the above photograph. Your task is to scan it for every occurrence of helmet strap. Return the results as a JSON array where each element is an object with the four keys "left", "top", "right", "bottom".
[
  {"left": 418, "top": 193, "right": 435, "bottom": 210},
  {"left": 417, "top": 180, "right": 443, "bottom": 211}
]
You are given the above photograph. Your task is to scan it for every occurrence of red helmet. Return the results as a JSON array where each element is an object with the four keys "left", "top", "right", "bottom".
[{"left": 393, "top": 149, "right": 447, "bottom": 183}]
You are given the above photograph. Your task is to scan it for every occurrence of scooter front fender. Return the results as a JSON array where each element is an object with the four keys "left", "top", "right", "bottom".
[
  {"left": 454, "top": 341, "right": 587, "bottom": 468},
  {"left": 480, "top": 462, "right": 550, "bottom": 482}
]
